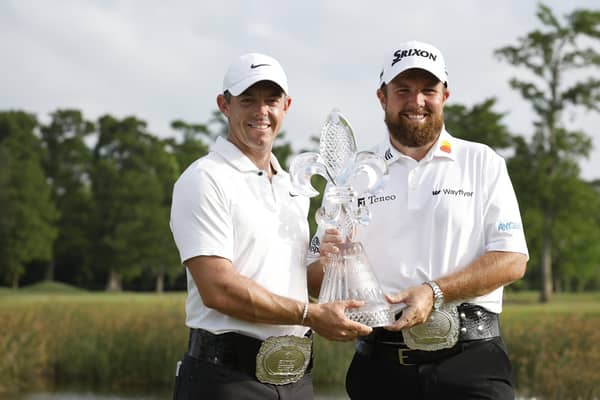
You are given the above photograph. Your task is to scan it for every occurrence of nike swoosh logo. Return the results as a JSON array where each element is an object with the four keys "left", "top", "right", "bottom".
[
  {"left": 251, "top": 63, "right": 270, "bottom": 69},
  {"left": 289, "top": 192, "right": 299, "bottom": 197}
]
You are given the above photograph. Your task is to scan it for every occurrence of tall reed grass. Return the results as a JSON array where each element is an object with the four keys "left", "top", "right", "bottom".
[
  {"left": 0, "top": 292, "right": 186, "bottom": 395},
  {"left": 1, "top": 290, "right": 600, "bottom": 399},
  {"left": 503, "top": 314, "right": 600, "bottom": 400}
]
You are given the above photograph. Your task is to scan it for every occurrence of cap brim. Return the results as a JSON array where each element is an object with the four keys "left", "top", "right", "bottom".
[{"left": 227, "top": 75, "right": 288, "bottom": 96}]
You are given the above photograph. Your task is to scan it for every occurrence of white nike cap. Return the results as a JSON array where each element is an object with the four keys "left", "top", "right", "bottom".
[
  {"left": 378, "top": 40, "right": 448, "bottom": 88},
  {"left": 222, "top": 53, "right": 289, "bottom": 96}
]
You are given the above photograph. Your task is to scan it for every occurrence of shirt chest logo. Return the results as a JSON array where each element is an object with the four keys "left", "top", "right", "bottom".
[
  {"left": 432, "top": 188, "right": 474, "bottom": 198},
  {"left": 309, "top": 236, "right": 321, "bottom": 254},
  {"left": 358, "top": 194, "right": 397, "bottom": 207}
]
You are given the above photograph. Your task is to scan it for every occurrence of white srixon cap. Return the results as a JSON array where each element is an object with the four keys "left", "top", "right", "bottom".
[
  {"left": 222, "top": 53, "right": 288, "bottom": 96},
  {"left": 378, "top": 40, "right": 448, "bottom": 87}
]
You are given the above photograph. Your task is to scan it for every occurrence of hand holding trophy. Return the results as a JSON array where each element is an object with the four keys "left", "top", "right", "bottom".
[{"left": 290, "top": 109, "right": 396, "bottom": 327}]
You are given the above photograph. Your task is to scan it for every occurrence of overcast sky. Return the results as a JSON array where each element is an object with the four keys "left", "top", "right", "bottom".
[{"left": 2, "top": 0, "right": 599, "bottom": 179}]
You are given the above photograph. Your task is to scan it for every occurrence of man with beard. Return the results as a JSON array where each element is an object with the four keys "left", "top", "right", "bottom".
[{"left": 307, "top": 41, "right": 529, "bottom": 399}]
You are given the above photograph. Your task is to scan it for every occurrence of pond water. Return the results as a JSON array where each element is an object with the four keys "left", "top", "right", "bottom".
[
  {"left": 3, "top": 389, "right": 542, "bottom": 400},
  {"left": 13, "top": 395, "right": 346, "bottom": 400},
  {"left": 3, "top": 386, "right": 349, "bottom": 400},
  {"left": 5, "top": 389, "right": 542, "bottom": 400}
]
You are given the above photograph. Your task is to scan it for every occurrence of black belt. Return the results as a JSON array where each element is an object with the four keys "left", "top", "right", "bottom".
[
  {"left": 356, "top": 303, "right": 500, "bottom": 366},
  {"left": 187, "top": 328, "right": 313, "bottom": 377}
]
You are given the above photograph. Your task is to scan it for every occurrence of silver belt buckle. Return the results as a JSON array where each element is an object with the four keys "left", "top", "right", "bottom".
[
  {"left": 255, "top": 335, "right": 312, "bottom": 385},
  {"left": 402, "top": 302, "right": 460, "bottom": 351}
]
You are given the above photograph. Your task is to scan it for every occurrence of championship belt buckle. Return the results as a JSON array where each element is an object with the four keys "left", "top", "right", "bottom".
[
  {"left": 402, "top": 302, "right": 460, "bottom": 351},
  {"left": 255, "top": 335, "right": 312, "bottom": 385}
]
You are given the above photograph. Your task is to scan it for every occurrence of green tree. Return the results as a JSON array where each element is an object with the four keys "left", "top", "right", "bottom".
[
  {"left": 208, "top": 110, "right": 228, "bottom": 137},
  {"left": 552, "top": 178, "right": 600, "bottom": 291},
  {"left": 92, "top": 115, "right": 179, "bottom": 291},
  {"left": 272, "top": 131, "right": 295, "bottom": 169},
  {"left": 0, "top": 111, "right": 58, "bottom": 287},
  {"left": 140, "top": 136, "right": 181, "bottom": 292},
  {"left": 0, "top": 144, "right": 13, "bottom": 284},
  {"left": 509, "top": 137, "right": 600, "bottom": 293},
  {"left": 169, "top": 120, "right": 211, "bottom": 173},
  {"left": 40, "top": 109, "right": 95, "bottom": 284},
  {"left": 445, "top": 98, "right": 515, "bottom": 150},
  {"left": 297, "top": 135, "right": 326, "bottom": 237},
  {"left": 495, "top": 3, "right": 600, "bottom": 301}
]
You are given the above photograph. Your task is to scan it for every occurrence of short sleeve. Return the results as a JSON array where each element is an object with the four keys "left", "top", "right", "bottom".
[
  {"left": 170, "top": 167, "right": 234, "bottom": 263},
  {"left": 482, "top": 155, "right": 529, "bottom": 259}
]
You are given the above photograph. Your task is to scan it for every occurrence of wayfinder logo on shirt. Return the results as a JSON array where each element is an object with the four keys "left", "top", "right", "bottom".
[{"left": 432, "top": 188, "right": 474, "bottom": 197}]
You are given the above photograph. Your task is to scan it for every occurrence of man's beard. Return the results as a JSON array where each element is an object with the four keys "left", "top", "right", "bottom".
[{"left": 385, "top": 109, "right": 444, "bottom": 148}]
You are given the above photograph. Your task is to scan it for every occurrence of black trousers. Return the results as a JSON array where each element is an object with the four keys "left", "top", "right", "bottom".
[
  {"left": 346, "top": 337, "right": 515, "bottom": 400},
  {"left": 173, "top": 354, "right": 314, "bottom": 400}
]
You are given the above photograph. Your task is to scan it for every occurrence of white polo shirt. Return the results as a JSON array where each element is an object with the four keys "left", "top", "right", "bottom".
[
  {"left": 308, "top": 129, "right": 528, "bottom": 313},
  {"left": 170, "top": 136, "right": 311, "bottom": 340}
]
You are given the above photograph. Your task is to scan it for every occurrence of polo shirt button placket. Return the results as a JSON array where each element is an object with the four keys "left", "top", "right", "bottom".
[
  {"left": 408, "top": 169, "right": 418, "bottom": 191},
  {"left": 257, "top": 170, "right": 276, "bottom": 207},
  {"left": 407, "top": 168, "right": 421, "bottom": 210}
]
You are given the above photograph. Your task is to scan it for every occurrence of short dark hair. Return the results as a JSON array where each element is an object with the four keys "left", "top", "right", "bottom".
[
  {"left": 379, "top": 75, "right": 447, "bottom": 98},
  {"left": 223, "top": 84, "right": 288, "bottom": 103},
  {"left": 380, "top": 83, "right": 388, "bottom": 97}
]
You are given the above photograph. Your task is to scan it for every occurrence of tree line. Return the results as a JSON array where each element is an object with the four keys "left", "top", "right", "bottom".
[{"left": 1, "top": 4, "right": 599, "bottom": 300}]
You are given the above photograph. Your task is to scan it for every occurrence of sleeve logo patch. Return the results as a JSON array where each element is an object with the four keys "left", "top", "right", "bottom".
[{"left": 497, "top": 221, "right": 523, "bottom": 232}]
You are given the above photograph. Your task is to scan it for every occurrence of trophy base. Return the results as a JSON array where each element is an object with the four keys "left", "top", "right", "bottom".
[
  {"left": 318, "top": 241, "right": 396, "bottom": 327},
  {"left": 346, "top": 306, "right": 395, "bottom": 327}
]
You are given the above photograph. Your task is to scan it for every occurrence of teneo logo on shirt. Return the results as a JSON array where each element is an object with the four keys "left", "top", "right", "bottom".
[
  {"left": 359, "top": 194, "right": 397, "bottom": 206},
  {"left": 392, "top": 48, "right": 438, "bottom": 66},
  {"left": 497, "top": 221, "right": 523, "bottom": 232},
  {"left": 432, "top": 188, "right": 474, "bottom": 197}
]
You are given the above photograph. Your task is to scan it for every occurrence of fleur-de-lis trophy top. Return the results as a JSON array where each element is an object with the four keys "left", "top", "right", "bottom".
[
  {"left": 290, "top": 108, "right": 388, "bottom": 241},
  {"left": 290, "top": 108, "right": 396, "bottom": 327}
]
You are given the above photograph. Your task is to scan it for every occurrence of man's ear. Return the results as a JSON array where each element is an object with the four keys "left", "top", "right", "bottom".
[
  {"left": 376, "top": 89, "right": 386, "bottom": 110},
  {"left": 216, "top": 94, "right": 229, "bottom": 115},
  {"left": 283, "top": 96, "right": 292, "bottom": 112},
  {"left": 443, "top": 88, "right": 450, "bottom": 102}
]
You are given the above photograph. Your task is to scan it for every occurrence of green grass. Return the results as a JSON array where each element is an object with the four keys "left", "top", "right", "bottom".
[
  {"left": 505, "top": 290, "right": 600, "bottom": 305},
  {"left": 504, "top": 290, "right": 600, "bottom": 319},
  {"left": 0, "top": 280, "right": 86, "bottom": 296},
  {"left": 20, "top": 280, "right": 88, "bottom": 293}
]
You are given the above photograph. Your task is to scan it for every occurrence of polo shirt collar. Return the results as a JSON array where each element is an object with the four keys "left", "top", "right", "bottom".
[
  {"left": 379, "top": 127, "right": 457, "bottom": 165},
  {"left": 210, "top": 136, "right": 283, "bottom": 174}
]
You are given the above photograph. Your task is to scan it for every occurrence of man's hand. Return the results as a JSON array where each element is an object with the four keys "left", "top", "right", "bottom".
[
  {"left": 306, "top": 300, "right": 372, "bottom": 341},
  {"left": 318, "top": 228, "right": 344, "bottom": 264},
  {"left": 384, "top": 284, "right": 435, "bottom": 331}
]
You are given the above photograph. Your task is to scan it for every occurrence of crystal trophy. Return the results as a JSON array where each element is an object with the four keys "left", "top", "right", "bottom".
[{"left": 290, "top": 108, "right": 396, "bottom": 327}]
